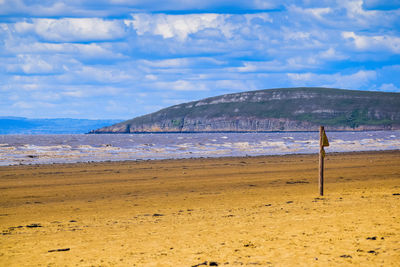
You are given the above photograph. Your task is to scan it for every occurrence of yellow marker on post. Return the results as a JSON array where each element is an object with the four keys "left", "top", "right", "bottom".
[{"left": 321, "top": 127, "right": 330, "bottom": 158}]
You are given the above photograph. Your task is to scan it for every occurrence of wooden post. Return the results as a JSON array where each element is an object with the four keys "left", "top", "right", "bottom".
[{"left": 319, "top": 126, "right": 324, "bottom": 196}]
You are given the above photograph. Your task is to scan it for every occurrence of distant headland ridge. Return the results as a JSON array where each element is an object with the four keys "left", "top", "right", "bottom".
[{"left": 91, "top": 87, "right": 400, "bottom": 133}]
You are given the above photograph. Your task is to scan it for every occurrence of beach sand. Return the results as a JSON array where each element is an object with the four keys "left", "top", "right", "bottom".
[{"left": 1, "top": 151, "right": 399, "bottom": 266}]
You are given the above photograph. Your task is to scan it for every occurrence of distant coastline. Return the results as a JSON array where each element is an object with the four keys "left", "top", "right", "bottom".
[
  {"left": 0, "top": 117, "right": 122, "bottom": 135},
  {"left": 92, "top": 87, "right": 400, "bottom": 134}
]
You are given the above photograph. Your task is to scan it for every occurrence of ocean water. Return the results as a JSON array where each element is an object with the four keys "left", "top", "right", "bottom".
[{"left": 0, "top": 131, "right": 399, "bottom": 166}]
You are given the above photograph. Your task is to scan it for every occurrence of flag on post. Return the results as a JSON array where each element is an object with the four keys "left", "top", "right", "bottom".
[{"left": 320, "top": 128, "right": 329, "bottom": 158}]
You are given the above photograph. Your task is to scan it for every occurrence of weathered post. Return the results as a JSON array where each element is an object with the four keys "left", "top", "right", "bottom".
[
  {"left": 319, "top": 126, "right": 324, "bottom": 196},
  {"left": 319, "top": 126, "right": 329, "bottom": 196}
]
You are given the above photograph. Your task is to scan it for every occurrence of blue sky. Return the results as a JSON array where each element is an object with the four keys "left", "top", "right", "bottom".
[{"left": 1, "top": 0, "right": 400, "bottom": 119}]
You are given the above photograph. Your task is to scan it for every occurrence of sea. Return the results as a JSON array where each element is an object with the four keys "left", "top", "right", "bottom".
[{"left": 0, "top": 131, "right": 399, "bottom": 166}]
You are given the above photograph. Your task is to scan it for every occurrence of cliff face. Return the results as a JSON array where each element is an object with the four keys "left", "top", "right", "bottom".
[{"left": 92, "top": 87, "right": 400, "bottom": 133}]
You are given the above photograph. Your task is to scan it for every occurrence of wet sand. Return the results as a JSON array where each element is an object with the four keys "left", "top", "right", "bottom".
[{"left": 1, "top": 151, "right": 399, "bottom": 266}]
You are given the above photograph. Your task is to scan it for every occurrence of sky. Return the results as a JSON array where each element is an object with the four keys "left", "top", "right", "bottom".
[{"left": 1, "top": 0, "right": 400, "bottom": 120}]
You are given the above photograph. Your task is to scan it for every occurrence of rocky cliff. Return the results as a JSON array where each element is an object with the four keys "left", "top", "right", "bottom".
[{"left": 91, "top": 87, "right": 400, "bottom": 133}]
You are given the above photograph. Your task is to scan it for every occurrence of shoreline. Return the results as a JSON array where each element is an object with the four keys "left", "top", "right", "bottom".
[
  {"left": 0, "top": 128, "right": 398, "bottom": 135},
  {"left": 1, "top": 149, "right": 399, "bottom": 168},
  {"left": 2, "top": 130, "right": 399, "bottom": 167},
  {"left": 88, "top": 129, "right": 400, "bottom": 134},
  {"left": 0, "top": 128, "right": 398, "bottom": 136}
]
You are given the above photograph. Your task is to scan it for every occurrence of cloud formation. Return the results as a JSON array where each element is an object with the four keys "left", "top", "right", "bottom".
[
  {"left": 14, "top": 18, "right": 126, "bottom": 42},
  {"left": 342, "top": 31, "right": 400, "bottom": 53},
  {"left": 0, "top": 0, "right": 399, "bottom": 119},
  {"left": 126, "top": 13, "right": 231, "bottom": 41}
]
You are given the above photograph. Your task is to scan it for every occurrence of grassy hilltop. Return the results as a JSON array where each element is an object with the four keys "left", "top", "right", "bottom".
[{"left": 92, "top": 87, "right": 400, "bottom": 133}]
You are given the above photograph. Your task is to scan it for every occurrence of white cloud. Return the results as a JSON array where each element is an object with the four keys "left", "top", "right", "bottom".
[
  {"left": 14, "top": 21, "right": 34, "bottom": 32},
  {"left": 287, "top": 70, "right": 377, "bottom": 89},
  {"left": 69, "top": 65, "right": 134, "bottom": 84},
  {"left": 344, "top": 0, "right": 375, "bottom": 20},
  {"left": 21, "top": 84, "right": 39, "bottom": 91},
  {"left": 378, "top": 83, "right": 400, "bottom": 92},
  {"left": 140, "top": 58, "right": 190, "bottom": 68},
  {"left": 62, "top": 90, "right": 84, "bottom": 98},
  {"left": 145, "top": 74, "right": 157, "bottom": 81},
  {"left": 154, "top": 80, "right": 209, "bottom": 91},
  {"left": 285, "top": 31, "right": 311, "bottom": 40},
  {"left": 244, "top": 13, "right": 272, "bottom": 23},
  {"left": 289, "top": 1, "right": 400, "bottom": 31},
  {"left": 126, "top": 13, "right": 231, "bottom": 41},
  {"left": 0, "top": 0, "right": 71, "bottom": 17},
  {"left": 138, "top": 57, "right": 226, "bottom": 71},
  {"left": 341, "top": 0, "right": 400, "bottom": 28},
  {"left": 215, "top": 79, "right": 258, "bottom": 91},
  {"left": 31, "top": 91, "right": 60, "bottom": 101},
  {"left": 286, "top": 56, "right": 318, "bottom": 69},
  {"left": 7, "top": 54, "right": 55, "bottom": 74},
  {"left": 235, "top": 55, "right": 324, "bottom": 73},
  {"left": 3, "top": 40, "right": 126, "bottom": 62},
  {"left": 12, "top": 101, "right": 34, "bottom": 109},
  {"left": 342, "top": 31, "right": 400, "bottom": 53},
  {"left": 14, "top": 18, "right": 126, "bottom": 42},
  {"left": 318, "top": 47, "right": 348, "bottom": 60},
  {"left": 252, "top": 0, "right": 280, "bottom": 9},
  {"left": 57, "top": 85, "right": 125, "bottom": 99},
  {"left": 12, "top": 100, "right": 56, "bottom": 109},
  {"left": 236, "top": 60, "right": 290, "bottom": 72},
  {"left": 306, "top": 7, "right": 332, "bottom": 19},
  {"left": 318, "top": 47, "right": 335, "bottom": 59},
  {"left": 288, "top": 5, "right": 333, "bottom": 22}
]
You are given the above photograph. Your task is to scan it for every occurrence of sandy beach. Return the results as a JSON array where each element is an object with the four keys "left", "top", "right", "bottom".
[{"left": 1, "top": 151, "right": 399, "bottom": 266}]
